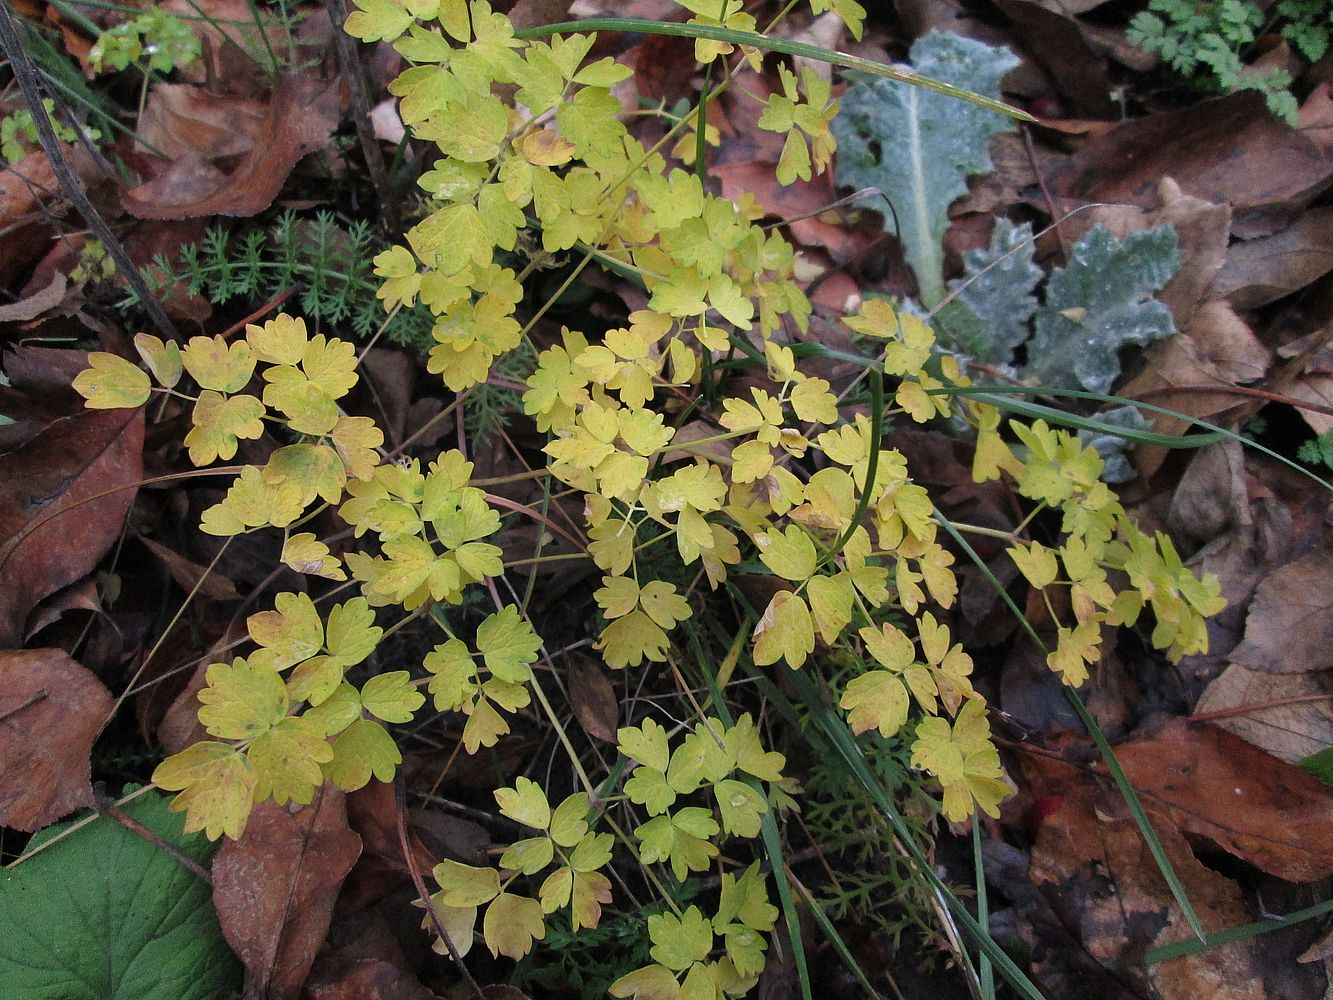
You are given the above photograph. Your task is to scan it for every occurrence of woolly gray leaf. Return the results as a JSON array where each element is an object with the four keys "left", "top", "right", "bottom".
[
  {"left": 832, "top": 31, "right": 1019, "bottom": 306},
  {"left": 937, "top": 218, "right": 1042, "bottom": 363},
  {"left": 1023, "top": 225, "right": 1180, "bottom": 394}
]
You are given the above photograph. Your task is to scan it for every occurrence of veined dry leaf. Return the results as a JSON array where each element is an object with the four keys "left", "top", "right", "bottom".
[
  {"left": 139, "top": 534, "right": 241, "bottom": 602},
  {"left": 1211, "top": 207, "right": 1333, "bottom": 310},
  {"left": 568, "top": 655, "right": 619, "bottom": 742},
  {"left": 0, "top": 648, "right": 113, "bottom": 831},
  {"left": 1030, "top": 784, "right": 1264, "bottom": 1000},
  {"left": 1230, "top": 546, "right": 1333, "bottom": 675},
  {"left": 1048, "top": 91, "right": 1333, "bottom": 235},
  {"left": 0, "top": 404, "right": 144, "bottom": 645},
  {"left": 212, "top": 787, "right": 362, "bottom": 1000},
  {"left": 123, "top": 72, "right": 340, "bottom": 219},
  {"left": 1196, "top": 664, "right": 1333, "bottom": 766},
  {"left": 1114, "top": 717, "right": 1333, "bottom": 882}
]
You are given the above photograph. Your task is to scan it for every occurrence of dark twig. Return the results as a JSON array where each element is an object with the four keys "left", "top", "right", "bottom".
[
  {"left": 95, "top": 792, "right": 212, "bottom": 883},
  {"left": 322, "top": 0, "right": 399, "bottom": 231},
  {"left": 0, "top": 2, "right": 178, "bottom": 342},
  {"left": 394, "top": 774, "right": 487, "bottom": 1000}
]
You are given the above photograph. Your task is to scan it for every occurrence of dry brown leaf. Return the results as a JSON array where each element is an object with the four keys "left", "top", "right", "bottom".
[
  {"left": 995, "top": 0, "right": 1115, "bottom": 118},
  {"left": 304, "top": 956, "right": 441, "bottom": 1000},
  {"left": 568, "top": 655, "right": 618, "bottom": 742},
  {"left": 0, "top": 404, "right": 144, "bottom": 646},
  {"left": 1229, "top": 546, "right": 1333, "bottom": 674},
  {"left": 138, "top": 534, "right": 241, "bottom": 602},
  {"left": 1195, "top": 664, "right": 1333, "bottom": 765},
  {"left": 1048, "top": 91, "right": 1333, "bottom": 234},
  {"left": 135, "top": 83, "right": 268, "bottom": 162},
  {"left": 213, "top": 788, "right": 363, "bottom": 1000},
  {"left": 0, "top": 648, "right": 113, "bottom": 831},
  {"left": 123, "top": 72, "right": 340, "bottom": 219},
  {"left": 0, "top": 272, "right": 67, "bottom": 323},
  {"left": 1212, "top": 207, "right": 1333, "bottom": 310},
  {"left": 1114, "top": 717, "right": 1333, "bottom": 882},
  {"left": 1030, "top": 784, "right": 1265, "bottom": 1000}
]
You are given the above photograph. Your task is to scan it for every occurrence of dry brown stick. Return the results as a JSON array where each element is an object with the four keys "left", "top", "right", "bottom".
[
  {"left": 95, "top": 792, "right": 212, "bottom": 883},
  {"left": 0, "top": 1, "right": 178, "bottom": 342},
  {"left": 394, "top": 773, "right": 487, "bottom": 1000},
  {"left": 321, "top": 0, "right": 399, "bottom": 231}
]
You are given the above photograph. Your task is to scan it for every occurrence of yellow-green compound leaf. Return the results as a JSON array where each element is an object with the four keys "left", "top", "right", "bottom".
[
  {"left": 666, "top": 727, "right": 733, "bottom": 794},
  {"left": 281, "top": 533, "right": 346, "bottom": 581},
  {"left": 755, "top": 525, "right": 817, "bottom": 582},
  {"left": 326, "top": 597, "right": 381, "bottom": 667},
  {"left": 248, "top": 716, "right": 334, "bottom": 805},
  {"left": 73, "top": 352, "right": 151, "bottom": 409},
  {"left": 360, "top": 670, "right": 425, "bottom": 723},
  {"left": 245, "top": 314, "right": 308, "bottom": 366},
  {"left": 610, "top": 965, "right": 678, "bottom": 1000},
  {"left": 716, "top": 862, "right": 777, "bottom": 933},
  {"left": 432, "top": 860, "right": 501, "bottom": 907},
  {"left": 263, "top": 444, "right": 346, "bottom": 507},
  {"left": 286, "top": 656, "right": 344, "bottom": 707},
  {"left": 423, "top": 638, "right": 477, "bottom": 711},
  {"left": 624, "top": 766, "right": 676, "bottom": 816},
  {"left": 568, "top": 831, "right": 613, "bottom": 873},
  {"left": 326, "top": 718, "right": 401, "bottom": 791},
  {"left": 648, "top": 905, "right": 713, "bottom": 971},
  {"left": 248, "top": 592, "right": 324, "bottom": 671},
  {"left": 181, "top": 336, "right": 255, "bottom": 393},
  {"left": 344, "top": 0, "right": 416, "bottom": 43},
  {"left": 617, "top": 717, "right": 670, "bottom": 772},
  {"left": 538, "top": 868, "right": 611, "bottom": 931},
  {"left": 185, "top": 391, "right": 265, "bottom": 465},
  {"left": 475, "top": 605, "right": 542, "bottom": 683},
  {"left": 549, "top": 791, "right": 591, "bottom": 848},
  {"left": 495, "top": 776, "right": 551, "bottom": 830},
  {"left": 484, "top": 893, "right": 546, "bottom": 960},
  {"left": 331, "top": 415, "right": 383, "bottom": 481},
  {"left": 637, "top": 581, "right": 692, "bottom": 630},
  {"left": 840, "top": 669, "right": 910, "bottom": 738},
  {"left": 303, "top": 683, "right": 362, "bottom": 737},
  {"left": 714, "top": 779, "right": 767, "bottom": 838},
  {"left": 751, "top": 591, "right": 814, "bottom": 669},
  {"left": 596, "top": 610, "right": 670, "bottom": 669},
  {"left": 261, "top": 368, "right": 339, "bottom": 435},
  {"left": 197, "top": 658, "right": 289, "bottom": 740},
  {"left": 134, "top": 333, "right": 183, "bottom": 388},
  {"left": 499, "top": 836, "right": 554, "bottom": 875},
  {"left": 725, "top": 714, "right": 786, "bottom": 783},
  {"left": 153, "top": 741, "right": 257, "bottom": 841},
  {"left": 635, "top": 807, "right": 719, "bottom": 881},
  {"left": 200, "top": 466, "right": 305, "bottom": 536}
]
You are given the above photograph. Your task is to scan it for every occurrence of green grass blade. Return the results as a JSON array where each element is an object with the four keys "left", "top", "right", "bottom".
[
  {"left": 1145, "top": 895, "right": 1333, "bottom": 964},
  {"left": 973, "top": 820, "right": 995, "bottom": 1000},
  {"left": 513, "top": 19, "right": 1035, "bottom": 121},
  {"left": 934, "top": 514, "right": 1208, "bottom": 943},
  {"left": 683, "top": 624, "right": 813, "bottom": 1000}
]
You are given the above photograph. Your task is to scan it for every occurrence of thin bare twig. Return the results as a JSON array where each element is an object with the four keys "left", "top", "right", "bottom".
[{"left": 321, "top": 0, "right": 399, "bottom": 231}]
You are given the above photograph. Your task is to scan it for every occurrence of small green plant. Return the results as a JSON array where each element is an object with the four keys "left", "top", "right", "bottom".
[
  {"left": 127, "top": 210, "right": 435, "bottom": 347},
  {"left": 0, "top": 97, "right": 95, "bottom": 163},
  {"left": 90, "top": 10, "right": 201, "bottom": 75},
  {"left": 1297, "top": 428, "right": 1333, "bottom": 469},
  {"left": 1128, "top": 0, "right": 1331, "bottom": 124}
]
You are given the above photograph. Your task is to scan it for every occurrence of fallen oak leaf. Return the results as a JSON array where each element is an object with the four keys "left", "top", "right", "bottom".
[
  {"left": 0, "top": 648, "right": 114, "bottom": 831},
  {"left": 1113, "top": 717, "right": 1333, "bottom": 882},
  {"left": 122, "top": 72, "right": 340, "bottom": 219},
  {"left": 0, "top": 404, "right": 144, "bottom": 646}
]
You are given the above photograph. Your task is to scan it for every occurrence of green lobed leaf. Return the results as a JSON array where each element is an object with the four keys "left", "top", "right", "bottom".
[{"left": 0, "top": 789, "right": 240, "bottom": 1000}]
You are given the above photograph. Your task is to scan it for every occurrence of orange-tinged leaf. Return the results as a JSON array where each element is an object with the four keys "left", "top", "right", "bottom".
[{"left": 154, "top": 741, "right": 258, "bottom": 840}]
